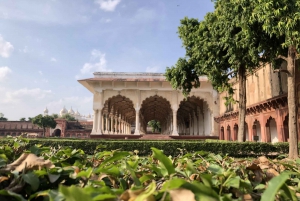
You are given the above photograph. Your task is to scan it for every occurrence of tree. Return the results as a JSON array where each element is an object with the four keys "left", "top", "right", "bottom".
[
  {"left": 28, "top": 117, "right": 33, "bottom": 121},
  {"left": 19, "top": 117, "right": 26, "bottom": 121},
  {"left": 253, "top": 0, "right": 300, "bottom": 159},
  {"left": 32, "top": 114, "right": 57, "bottom": 137},
  {"left": 51, "top": 114, "right": 59, "bottom": 119},
  {"left": 61, "top": 114, "right": 76, "bottom": 121},
  {"left": 0, "top": 113, "right": 8, "bottom": 121},
  {"left": 0, "top": 117, "right": 8, "bottom": 121},
  {"left": 165, "top": 0, "right": 270, "bottom": 141},
  {"left": 147, "top": 120, "right": 161, "bottom": 133}
]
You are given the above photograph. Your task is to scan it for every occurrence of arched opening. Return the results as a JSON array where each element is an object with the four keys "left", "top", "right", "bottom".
[
  {"left": 103, "top": 95, "right": 135, "bottom": 134},
  {"left": 233, "top": 124, "right": 238, "bottom": 141},
  {"left": 283, "top": 114, "right": 289, "bottom": 141},
  {"left": 220, "top": 127, "right": 224, "bottom": 140},
  {"left": 266, "top": 117, "right": 278, "bottom": 143},
  {"left": 226, "top": 125, "right": 231, "bottom": 141},
  {"left": 53, "top": 129, "right": 61, "bottom": 137},
  {"left": 177, "top": 96, "right": 211, "bottom": 136},
  {"left": 253, "top": 120, "right": 262, "bottom": 142},
  {"left": 140, "top": 95, "right": 172, "bottom": 134}
]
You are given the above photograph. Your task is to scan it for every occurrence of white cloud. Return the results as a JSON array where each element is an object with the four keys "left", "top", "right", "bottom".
[
  {"left": 95, "top": 0, "right": 121, "bottom": 12},
  {"left": 146, "top": 66, "right": 159, "bottom": 73},
  {"left": 38, "top": 71, "right": 43, "bottom": 75},
  {"left": 0, "top": 35, "right": 14, "bottom": 58},
  {"left": 51, "top": 57, "right": 57, "bottom": 62},
  {"left": 76, "top": 49, "right": 112, "bottom": 78},
  {"left": 0, "top": 66, "right": 12, "bottom": 81},
  {"left": 4, "top": 88, "right": 52, "bottom": 103}
]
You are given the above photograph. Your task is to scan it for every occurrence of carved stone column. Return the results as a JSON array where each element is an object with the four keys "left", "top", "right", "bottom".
[
  {"left": 172, "top": 108, "right": 179, "bottom": 136},
  {"left": 134, "top": 108, "right": 140, "bottom": 135},
  {"left": 91, "top": 110, "right": 98, "bottom": 134}
]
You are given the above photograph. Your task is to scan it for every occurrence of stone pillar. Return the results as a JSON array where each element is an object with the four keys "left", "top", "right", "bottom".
[
  {"left": 114, "top": 116, "right": 118, "bottom": 134},
  {"left": 276, "top": 118, "right": 284, "bottom": 142},
  {"left": 193, "top": 111, "right": 197, "bottom": 135},
  {"left": 101, "top": 112, "right": 104, "bottom": 133},
  {"left": 96, "top": 109, "right": 103, "bottom": 134},
  {"left": 134, "top": 108, "right": 140, "bottom": 135},
  {"left": 110, "top": 114, "right": 114, "bottom": 134},
  {"left": 105, "top": 114, "right": 108, "bottom": 134},
  {"left": 91, "top": 110, "right": 98, "bottom": 134},
  {"left": 260, "top": 115, "right": 267, "bottom": 142},
  {"left": 118, "top": 115, "right": 121, "bottom": 134},
  {"left": 172, "top": 108, "right": 179, "bottom": 136}
]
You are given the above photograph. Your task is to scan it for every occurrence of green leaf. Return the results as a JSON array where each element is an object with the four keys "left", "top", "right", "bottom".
[
  {"left": 22, "top": 172, "right": 40, "bottom": 191},
  {"left": 125, "top": 162, "right": 141, "bottom": 187},
  {"left": 223, "top": 176, "right": 240, "bottom": 189},
  {"left": 280, "top": 183, "right": 297, "bottom": 201},
  {"left": 92, "top": 194, "right": 117, "bottom": 201},
  {"left": 76, "top": 167, "right": 93, "bottom": 178},
  {"left": 100, "top": 151, "right": 130, "bottom": 168},
  {"left": 135, "top": 181, "right": 156, "bottom": 201},
  {"left": 254, "top": 184, "right": 266, "bottom": 190},
  {"left": 207, "top": 164, "right": 224, "bottom": 175},
  {"left": 0, "top": 190, "right": 26, "bottom": 201},
  {"left": 48, "top": 173, "right": 61, "bottom": 183},
  {"left": 151, "top": 147, "right": 175, "bottom": 175},
  {"left": 261, "top": 173, "right": 290, "bottom": 201},
  {"left": 59, "top": 185, "right": 93, "bottom": 201},
  {"left": 161, "top": 178, "right": 188, "bottom": 191}
]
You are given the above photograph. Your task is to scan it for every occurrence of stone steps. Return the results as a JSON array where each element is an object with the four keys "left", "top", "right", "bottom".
[{"left": 139, "top": 134, "right": 173, "bottom": 140}]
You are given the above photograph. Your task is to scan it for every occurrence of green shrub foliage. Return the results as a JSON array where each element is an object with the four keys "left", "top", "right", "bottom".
[{"left": 0, "top": 137, "right": 289, "bottom": 157}]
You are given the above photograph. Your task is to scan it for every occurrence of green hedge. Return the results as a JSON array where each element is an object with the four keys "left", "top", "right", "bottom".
[{"left": 0, "top": 138, "right": 291, "bottom": 157}]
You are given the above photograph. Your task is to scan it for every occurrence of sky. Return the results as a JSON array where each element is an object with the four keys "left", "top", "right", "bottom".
[{"left": 0, "top": 0, "right": 214, "bottom": 120}]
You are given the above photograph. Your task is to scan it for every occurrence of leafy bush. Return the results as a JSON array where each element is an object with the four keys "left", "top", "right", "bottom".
[
  {"left": 0, "top": 136, "right": 299, "bottom": 201},
  {"left": 0, "top": 137, "right": 290, "bottom": 157}
]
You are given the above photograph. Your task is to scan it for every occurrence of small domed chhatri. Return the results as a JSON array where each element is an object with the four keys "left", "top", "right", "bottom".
[
  {"left": 43, "top": 107, "right": 48, "bottom": 115},
  {"left": 60, "top": 106, "right": 68, "bottom": 116},
  {"left": 68, "top": 107, "right": 74, "bottom": 115}
]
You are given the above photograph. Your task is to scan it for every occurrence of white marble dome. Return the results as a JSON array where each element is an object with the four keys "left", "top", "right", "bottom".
[
  {"left": 60, "top": 106, "right": 67, "bottom": 116},
  {"left": 44, "top": 107, "right": 48, "bottom": 114},
  {"left": 68, "top": 107, "right": 74, "bottom": 115}
]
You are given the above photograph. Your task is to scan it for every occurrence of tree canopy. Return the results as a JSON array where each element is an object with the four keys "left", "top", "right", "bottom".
[
  {"left": 32, "top": 114, "right": 57, "bottom": 137},
  {"left": 165, "top": 0, "right": 271, "bottom": 142},
  {"left": 19, "top": 117, "right": 26, "bottom": 121},
  {"left": 252, "top": 0, "right": 300, "bottom": 159}
]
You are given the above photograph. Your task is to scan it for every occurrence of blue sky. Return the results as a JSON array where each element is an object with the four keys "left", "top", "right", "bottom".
[{"left": 0, "top": 0, "right": 214, "bottom": 120}]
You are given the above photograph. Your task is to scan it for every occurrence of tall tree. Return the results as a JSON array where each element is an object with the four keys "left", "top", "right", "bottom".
[
  {"left": 253, "top": 0, "right": 300, "bottom": 159},
  {"left": 32, "top": 114, "right": 57, "bottom": 137},
  {"left": 19, "top": 117, "right": 26, "bottom": 121},
  {"left": 166, "top": 0, "right": 270, "bottom": 141}
]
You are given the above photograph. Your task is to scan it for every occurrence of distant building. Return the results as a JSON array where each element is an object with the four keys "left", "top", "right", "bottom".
[{"left": 0, "top": 107, "right": 93, "bottom": 138}]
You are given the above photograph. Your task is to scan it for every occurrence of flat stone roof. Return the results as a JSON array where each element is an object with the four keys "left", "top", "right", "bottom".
[{"left": 78, "top": 72, "right": 208, "bottom": 82}]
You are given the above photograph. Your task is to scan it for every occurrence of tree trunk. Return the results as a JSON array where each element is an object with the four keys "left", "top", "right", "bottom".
[
  {"left": 287, "top": 46, "right": 299, "bottom": 159},
  {"left": 43, "top": 127, "right": 45, "bottom": 137},
  {"left": 238, "top": 65, "right": 247, "bottom": 142}
]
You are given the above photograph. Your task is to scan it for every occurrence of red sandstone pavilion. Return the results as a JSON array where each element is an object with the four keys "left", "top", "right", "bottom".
[{"left": 0, "top": 62, "right": 299, "bottom": 141}]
